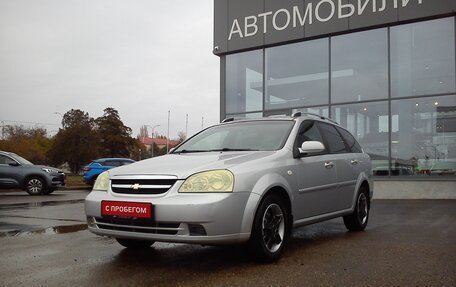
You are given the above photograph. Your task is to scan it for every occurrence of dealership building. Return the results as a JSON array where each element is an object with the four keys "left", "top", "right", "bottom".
[{"left": 213, "top": 0, "right": 456, "bottom": 197}]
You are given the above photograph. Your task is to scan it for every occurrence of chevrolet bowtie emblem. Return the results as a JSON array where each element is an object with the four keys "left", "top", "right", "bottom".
[{"left": 131, "top": 183, "right": 141, "bottom": 190}]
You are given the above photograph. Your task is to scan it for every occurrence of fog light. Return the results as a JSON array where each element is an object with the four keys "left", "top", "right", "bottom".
[
  {"left": 188, "top": 224, "right": 207, "bottom": 236},
  {"left": 87, "top": 217, "right": 96, "bottom": 227}
]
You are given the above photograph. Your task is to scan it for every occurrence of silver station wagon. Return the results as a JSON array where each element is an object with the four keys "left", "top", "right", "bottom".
[{"left": 85, "top": 113, "right": 373, "bottom": 261}]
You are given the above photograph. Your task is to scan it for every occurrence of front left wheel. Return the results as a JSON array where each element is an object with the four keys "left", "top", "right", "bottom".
[
  {"left": 25, "top": 177, "right": 46, "bottom": 195},
  {"left": 249, "top": 194, "right": 290, "bottom": 262}
]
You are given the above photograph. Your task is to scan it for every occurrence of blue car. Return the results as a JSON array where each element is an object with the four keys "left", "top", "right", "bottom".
[{"left": 83, "top": 158, "right": 135, "bottom": 185}]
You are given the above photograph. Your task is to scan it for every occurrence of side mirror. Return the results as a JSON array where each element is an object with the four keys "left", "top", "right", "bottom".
[
  {"left": 299, "top": 141, "right": 325, "bottom": 155},
  {"left": 8, "top": 162, "right": 20, "bottom": 167}
]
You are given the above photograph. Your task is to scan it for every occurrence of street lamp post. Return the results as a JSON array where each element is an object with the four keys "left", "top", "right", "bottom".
[
  {"left": 167, "top": 111, "right": 170, "bottom": 153},
  {"left": 185, "top": 114, "right": 188, "bottom": 139}
]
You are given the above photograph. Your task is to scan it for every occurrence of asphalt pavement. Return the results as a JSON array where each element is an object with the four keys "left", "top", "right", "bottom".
[{"left": 0, "top": 190, "right": 455, "bottom": 287}]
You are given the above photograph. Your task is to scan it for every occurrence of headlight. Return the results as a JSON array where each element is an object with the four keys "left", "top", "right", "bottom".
[
  {"left": 93, "top": 171, "right": 110, "bottom": 191},
  {"left": 179, "top": 170, "right": 234, "bottom": 193},
  {"left": 42, "top": 168, "right": 58, "bottom": 173}
]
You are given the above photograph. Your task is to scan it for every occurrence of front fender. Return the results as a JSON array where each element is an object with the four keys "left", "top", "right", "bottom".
[{"left": 239, "top": 172, "right": 294, "bottom": 234}]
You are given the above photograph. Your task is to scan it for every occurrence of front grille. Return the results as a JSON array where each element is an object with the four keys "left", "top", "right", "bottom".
[
  {"left": 95, "top": 217, "right": 181, "bottom": 235},
  {"left": 111, "top": 177, "right": 177, "bottom": 194},
  {"left": 52, "top": 173, "right": 66, "bottom": 185}
]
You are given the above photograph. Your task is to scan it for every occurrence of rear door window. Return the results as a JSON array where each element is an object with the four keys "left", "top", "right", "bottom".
[
  {"left": 0, "top": 155, "right": 16, "bottom": 165},
  {"left": 336, "top": 127, "right": 363, "bottom": 153},
  {"left": 104, "top": 161, "right": 121, "bottom": 167},
  {"left": 317, "top": 123, "right": 349, "bottom": 154}
]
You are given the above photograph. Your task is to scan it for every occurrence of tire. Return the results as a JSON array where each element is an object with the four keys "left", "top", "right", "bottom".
[
  {"left": 343, "top": 187, "right": 370, "bottom": 231},
  {"left": 249, "top": 194, "right": 289, "bottom": 262},
  {"left": 116, "top": 238, "right": 154, "bottom": 249},
  {"left": 42, "top": 188, "right": 56, "bottom": 195},
  {"left": 25, "top": 177, "right": 46, "bottom": 195}
]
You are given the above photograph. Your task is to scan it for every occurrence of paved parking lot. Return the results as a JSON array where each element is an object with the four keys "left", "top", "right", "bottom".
[{"left": 0, "top": 190, "right": 455, "bottom": 287}]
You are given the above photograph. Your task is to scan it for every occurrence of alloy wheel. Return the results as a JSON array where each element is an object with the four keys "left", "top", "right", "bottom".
[
  {"left": 262, "top": 203, "right": 285, "bottom": 253},
  {"left": 357, "top": 193, "right": 368, "bottom": 225},
  {"left": 27, "top": 178, "right": 43, "bottom": 194}
]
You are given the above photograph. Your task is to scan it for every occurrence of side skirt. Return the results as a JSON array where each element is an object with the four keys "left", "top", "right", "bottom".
[{"left": 292, "top": 208, "right": 354, "bottom": 228}]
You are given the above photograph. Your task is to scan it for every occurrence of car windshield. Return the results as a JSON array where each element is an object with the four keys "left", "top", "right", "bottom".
[
  {"left": 174, "top": 120, "right": 294, "bottom": 153},
  {"left": 11, "top": 153, "right": 33, "bottom": 165}
]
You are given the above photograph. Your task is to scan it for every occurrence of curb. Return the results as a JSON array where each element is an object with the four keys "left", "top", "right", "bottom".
[{"left": 63, "top": 186, "right": 92, "bottom": 191}]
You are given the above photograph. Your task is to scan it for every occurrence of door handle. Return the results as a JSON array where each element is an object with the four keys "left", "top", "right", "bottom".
[
  {"left": 351, "top": 160, "right": 359, "bottom": 165},
  {"left": 325, "top": 162, "right": 334, "bottom": 169}
]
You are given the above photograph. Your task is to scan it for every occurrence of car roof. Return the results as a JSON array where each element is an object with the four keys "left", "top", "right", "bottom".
[
  {"left": 0, "top": 151, "right": 17, "bottom": 156},
  {"left": 92, "top": 158, "right": 135, "bottom": 162}
]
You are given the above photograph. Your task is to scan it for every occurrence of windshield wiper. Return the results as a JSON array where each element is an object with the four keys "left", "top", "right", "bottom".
[
  {"left": 175, "top": 148, "right": 259, "bottom": 154},
  {"left": 175, "top": 149, "right": 209, "bottom": 154},
  {"left": 209, "top": 148, "right": 259, "bottom": 152}
]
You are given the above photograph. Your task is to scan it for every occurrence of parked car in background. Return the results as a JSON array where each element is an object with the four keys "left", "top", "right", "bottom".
[
  {"left": 373, "top": 166, "right": 414, "bottom": 176},
  {"left": 429, "top": 161, "right": 456, "bottom": 176},
  {"left": 83, "top": 158, "right": 135, "bottom": 185},
  {"left": 0, "top": 151, "right": 66, "bottom": 195},
  {"left": 85, "top": 113, "right": 373, "bottom": 261}
]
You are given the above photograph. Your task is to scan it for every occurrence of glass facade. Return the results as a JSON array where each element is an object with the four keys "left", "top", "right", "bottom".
[
  {"left": 226, "top": 50, "right": 263, "bottom": 114},
  {"left": 390, "top": 18, "right": 455, "bottom": 98},
  {"left": 224, "top": 16, "right": 456, "bottom": 178},
  {"left": 331, "top": 28, "right": 388, "bottom": 103},
  {"left": 391, "top": 95, "right": 456, "bottom": 176},
  {"left": 265, "top": 39, "right": 329, "bottom": 110}
]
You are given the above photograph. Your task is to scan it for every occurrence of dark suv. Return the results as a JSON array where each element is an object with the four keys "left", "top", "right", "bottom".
[{"left": 0, "top": 151, "right": 66, "bottom": 195}]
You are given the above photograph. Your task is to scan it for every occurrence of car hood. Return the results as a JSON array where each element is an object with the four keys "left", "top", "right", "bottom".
[{"left": 109, "top": 151, "right": 277, "bottom": 179}]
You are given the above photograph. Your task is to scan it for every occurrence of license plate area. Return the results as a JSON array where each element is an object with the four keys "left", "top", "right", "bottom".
[{"left": 101, "top": 201, "right": 152, "bottom": 219}]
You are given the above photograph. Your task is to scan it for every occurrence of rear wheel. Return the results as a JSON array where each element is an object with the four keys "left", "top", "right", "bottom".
[
  {"left": 116, "top": 238, "right": 154, "bottom": 249},
  {"left": 343, "top": 187, "right": 370, "bottom": 231},
  {"left": 249, "top": 194, "right": 289, "bottom": 262},
  {"left": 25, "top": 177, "right": 46, "bottom": 195}
]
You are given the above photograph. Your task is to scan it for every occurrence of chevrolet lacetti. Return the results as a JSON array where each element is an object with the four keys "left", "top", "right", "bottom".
[{"left": 85, "top": 113, "right": 373, "bottom": 261}]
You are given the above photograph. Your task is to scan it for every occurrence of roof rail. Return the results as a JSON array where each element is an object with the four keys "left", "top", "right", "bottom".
[
  {"left": 292, "top": 112, "right": 339, "bottom": 125},
  {"left": 291, "top": 112, "right": 301, "bottom": 118},
  {"left": 221, "top": 117, "right": 235, "bottom": 123}
]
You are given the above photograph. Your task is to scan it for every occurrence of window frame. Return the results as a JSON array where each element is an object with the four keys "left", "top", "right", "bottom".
[{"left": 293, "top": 120, "right": 328, "bottom": 158}]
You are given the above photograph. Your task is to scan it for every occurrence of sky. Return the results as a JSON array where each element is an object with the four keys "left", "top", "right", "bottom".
[{"left": 0, "top": 0, "right": 219, "bottom": 139}]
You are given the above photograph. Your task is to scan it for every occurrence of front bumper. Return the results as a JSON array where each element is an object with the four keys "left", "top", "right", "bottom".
[
  {"left": 48, "top": 172, "right": 66, "bottom": 188},
  {"left": 85, "top": 183, "right": 256, "bottom": 245}
]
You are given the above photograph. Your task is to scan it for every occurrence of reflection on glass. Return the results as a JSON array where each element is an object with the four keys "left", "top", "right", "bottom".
[
  {"left": 331, "top": 28, "right": 388, "bottom": 103},
  {"left": 265, "top": 39, "right": 329, "bottom": 110},
  {"left": 226, "top": 50, "right": 263, "bottom": 114},
  {"left": 332, "top": 102, "right": 389, "bottom": 174},
  {"left": 225, "top": 112, "right": 263, "bottom": 119},
  {"left": 391, "top": 17, "right": 456, "bottom": 98},
  {"left": 391, "top": 95, "right": 456, "bottom": 176}
]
